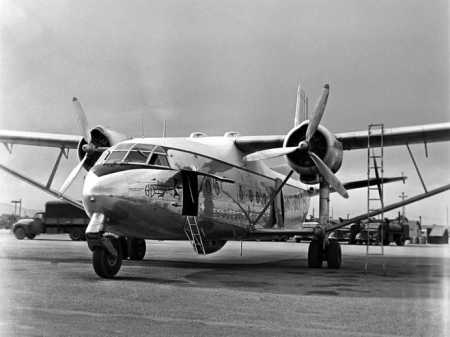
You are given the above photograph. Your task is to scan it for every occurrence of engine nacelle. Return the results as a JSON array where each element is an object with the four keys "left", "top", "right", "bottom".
[
  {"left": 283, "top": 121, "right": 343, "bottom": 184},
  {"left": 77, "top": 126, "right": 128, "bottom": 171}
]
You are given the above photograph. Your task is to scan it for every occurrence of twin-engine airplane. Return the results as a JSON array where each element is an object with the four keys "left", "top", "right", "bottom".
[{"left": 1, "top": 84, "right": 449, "bottom": 278}]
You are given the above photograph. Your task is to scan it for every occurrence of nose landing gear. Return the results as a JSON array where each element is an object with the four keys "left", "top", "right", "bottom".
[{"left": 92, "top": 236, "right": 122, "bottom": 278}]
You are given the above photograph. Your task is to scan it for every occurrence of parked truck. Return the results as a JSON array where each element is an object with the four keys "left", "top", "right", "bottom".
[
  {"left": 355, "top": 217, "right": 410, "bottom": 246},
  {"left": 12, "top": 201, "right": 88, "bottom": 241}
]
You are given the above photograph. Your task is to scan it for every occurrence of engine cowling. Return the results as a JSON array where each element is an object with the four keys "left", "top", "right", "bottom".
[
  {"left": 283, "top": 121, "right": 343, "bottom": 184},
  {"left": 77, "top": 126, "right": 128, "bottom": 171}
]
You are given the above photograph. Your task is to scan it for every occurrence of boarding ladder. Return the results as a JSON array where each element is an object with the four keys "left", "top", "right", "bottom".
[
  {"left": 184, "top": 216, "right": 206, "bottom": 255},
  {"left": 366, "top": 124, "right": 385, "bottom": 272}
]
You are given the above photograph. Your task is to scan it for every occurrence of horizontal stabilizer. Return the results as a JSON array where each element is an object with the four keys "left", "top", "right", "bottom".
[{"left": 343, "top": 176, "right": 406, "bottom": 190}]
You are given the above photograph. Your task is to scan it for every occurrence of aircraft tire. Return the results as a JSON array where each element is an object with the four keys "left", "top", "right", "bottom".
[
  {"left": 307, "top": 240, "right": 323, "bottom": 268},
  {"left": 13, "top": 227, "right": 26, "bottom": 240},
  {"left": 326, "top": 240, "right": 342, "bottom": 269},
  {"left": 128, "top": 238, "right": 146, "bottom": 260},
  {"left": 92, "top": 238, "right": 122, "bottom": 278}
]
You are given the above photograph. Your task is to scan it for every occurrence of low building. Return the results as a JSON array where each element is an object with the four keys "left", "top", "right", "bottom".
[{"left": 427, "top": 225, "right": 449, "bottom": 244}]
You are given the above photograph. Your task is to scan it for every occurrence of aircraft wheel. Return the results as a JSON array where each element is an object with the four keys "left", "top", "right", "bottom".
[
  {"left": 128, "top": 238, "right": 146, "bottom": 260},
  {"left": 307, "top": 240, "right": 323, "bottom": 268},
  {"left": 326, "top": 240, "right": 342, "bottom": 269},
  {"left": 92, "top": 238, "right": 122, "bottom": 278},
  {"left": 13, "top": 227, "right": 26, "bottom": 240},
  {"left": 26, "top": 233, "right": 36, "bottom": 239}
]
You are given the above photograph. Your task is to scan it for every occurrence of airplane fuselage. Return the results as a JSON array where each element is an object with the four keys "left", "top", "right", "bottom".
[{"left": 82, "top": 136, "right": 311, "bottom": 241}]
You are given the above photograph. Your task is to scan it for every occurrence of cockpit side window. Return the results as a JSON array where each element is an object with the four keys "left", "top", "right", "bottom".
[
  {"left": 124, "top": 150, "right": 150, "bottom": 163},
  {"left": 149, "top": 154, "right": 169, "bottom": 167},
  {"left": 105, "top": 151, "right": 128, "bottom": 163}
]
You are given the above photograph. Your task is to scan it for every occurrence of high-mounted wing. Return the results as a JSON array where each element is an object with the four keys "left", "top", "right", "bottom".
[
  {"left": 0, "top": 130, "right": 80, "bottom": 149},
  {"left": 234, "top": 122, "right": 450, "bottom": 154},
  {"left": 336, "top": 122, "right": 450, "bottom": 150}
]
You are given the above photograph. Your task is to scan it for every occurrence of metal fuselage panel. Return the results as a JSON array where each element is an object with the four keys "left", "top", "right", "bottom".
[{"left": 82, "top": 137, "right": 310, "bottom": 240}]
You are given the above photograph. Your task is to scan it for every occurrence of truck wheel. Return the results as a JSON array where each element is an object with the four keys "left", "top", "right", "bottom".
[
  {"left": 92, "top": 238, "right": 122, "bottom": 278},
  {"left": 26, "top": 233, "right": 36, "bottom": 239},
  {"left": 308, "top": 240, "right": 323, "bottom": 268},
  {"left": 326, "top": 240, "right": 342, "bottom": 269},
  {"left": 13, "top": 227, "right": 26, "bottom": 240},
  {"left": 69, "top": 229, "right": 85, "bottom": 241},
  {"left": 128, "top": 238, "right": 146, "bottom": 260}
]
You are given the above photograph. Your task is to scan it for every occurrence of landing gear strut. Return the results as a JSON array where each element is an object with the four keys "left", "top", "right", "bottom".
[{"left": 307, "top": 179, "right": 342, "bottom": 269}]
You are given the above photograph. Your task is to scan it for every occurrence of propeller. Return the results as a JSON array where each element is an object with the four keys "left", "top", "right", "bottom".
[
  {"left": 309, "top": 152, "right": 348, "bottom": 198},
  {"left": 244, "top": 84, "right": 348, "bottom": 198},
  {"left": 59, "top": 97, "right": 91, "bottom": 195},
  {"left": 59, "top": 156, "right": 87, "bottom": 195},
  {"left": 72, "top": 97, "right": 91, "bottom": 143}
]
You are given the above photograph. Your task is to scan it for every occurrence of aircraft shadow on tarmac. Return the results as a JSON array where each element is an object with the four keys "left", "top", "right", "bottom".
[{"left": 71, "top": 256, "right": 448, "bottom": 300}]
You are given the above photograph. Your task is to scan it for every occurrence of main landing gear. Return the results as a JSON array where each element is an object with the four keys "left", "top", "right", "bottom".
[
  {"left": 307, "top": 239, "right": 342, "bottom": 269},
  {"left": 88, "top": 235, "right": 147, "bottom": 278}
]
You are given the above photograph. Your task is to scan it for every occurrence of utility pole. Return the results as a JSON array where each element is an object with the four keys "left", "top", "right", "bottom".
[
  {"left": 398, "top": 192, "right": 407, "bottom": 217},
  {"left": 11, "top": 199, "right": 22, "bottom": 221}
]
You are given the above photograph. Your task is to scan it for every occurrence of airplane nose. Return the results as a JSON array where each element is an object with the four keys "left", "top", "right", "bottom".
[{"left": 82, "top": 170, "right": 128, "bottom": 217}]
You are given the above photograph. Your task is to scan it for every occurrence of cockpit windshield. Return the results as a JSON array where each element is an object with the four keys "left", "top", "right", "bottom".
[{"left": 103, "top": 143, "right": 170, "bottom": 168}]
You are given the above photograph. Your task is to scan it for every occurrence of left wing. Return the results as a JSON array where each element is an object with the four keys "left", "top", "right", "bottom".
[
  {"left": 234, "top": 122, "right": 450, "bottom": 154},
  {"left": 0, "top": 130, "right": 80, "bottom": 149}
]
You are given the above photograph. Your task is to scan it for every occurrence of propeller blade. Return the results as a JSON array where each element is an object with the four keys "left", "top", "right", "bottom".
[
  {"left": 244, "top": 146, "right": 298, "bottom": 162},
  {"left": 59, "top": 155, "right": 87, "bottom": 195},
  {"left": 372, "top": 157, "right": 383, "bottom": 201},
  {"left": 72, "top": 97, "right": 91, "bottom": 143},
  {"left": 305, "top": 84, "right": 329, "bottom": 142},
  {"left": 309, "top": 152, "right": 349, "bottom": 198}
]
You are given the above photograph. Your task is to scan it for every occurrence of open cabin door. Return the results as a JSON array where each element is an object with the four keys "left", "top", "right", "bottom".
[{"left": 182, "top": 172, "right": 198, "bottom": 216}]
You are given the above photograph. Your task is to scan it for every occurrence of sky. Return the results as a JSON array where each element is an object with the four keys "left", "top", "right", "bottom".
[{"left": 0, "top": 0, "right": 449, "bottom": 225}]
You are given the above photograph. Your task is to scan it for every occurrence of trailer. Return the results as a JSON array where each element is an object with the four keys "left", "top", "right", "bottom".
[{"left": 12, "top": 201, "right": 88, "bottom": 241}]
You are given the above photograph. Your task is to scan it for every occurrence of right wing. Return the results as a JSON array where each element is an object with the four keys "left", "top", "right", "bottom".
[
  {"left": 234, "top": 122, "right": 450, "bottom": 154},
  {"left": 336, "top": 122, "right": 450, "bottom": 150}
]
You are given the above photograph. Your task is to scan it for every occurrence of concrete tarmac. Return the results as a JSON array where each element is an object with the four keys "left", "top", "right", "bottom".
[{"left": 0, "top": 230, "right": 448, "bottom": 337}]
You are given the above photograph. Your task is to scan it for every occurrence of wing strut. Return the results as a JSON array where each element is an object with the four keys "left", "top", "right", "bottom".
[
  {"left": 326, "top": 183, "right": 450, "bottom": 233},
  {"left": 405, "top": 143, "right": 428, "bottom": 193},
  {"left": 0, "top": 163, "right": 83, "bottom": 210},
  {"left": 251, "top": 170, "right": 294, "bottom": 228}
]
